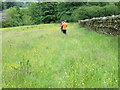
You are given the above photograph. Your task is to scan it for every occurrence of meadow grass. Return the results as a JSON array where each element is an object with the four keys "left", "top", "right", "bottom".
[{"left": 1, "top": 23, "right": 118, "bottom": 88}]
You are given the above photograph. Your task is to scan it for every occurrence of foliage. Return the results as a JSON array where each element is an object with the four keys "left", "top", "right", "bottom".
[
  {"left": 103, "top": 4, "right": 120, "bottom": 16},
  {"left": 11, "top": 59, "right": 32, "bottom": 74},
  {"left": 2, "top": 2, "right": 16, "bottom": 10},
  {"left": 2, "top": 2, "right": 120, "bottom": 27},
  {"left": 29, "top": 2, "right": 58, "bottom": 24},
  {"left": 2, "top": 20, "right": 12, "bottom": 28},
  {"left": 4, "top": 6, "right": 22, "bottom": 27},
  {"left": 87, "top": 2, "right": 109, "bottom": 6},
  {"left": 71, "top": 4, "right": 120, "bottom": 21},
  {"left": 2, "top": 6, "right": 33, "bottom": 27},
  {"left": 114, "top": 1, "right": 120, "bottom": 9},
  {"left": 20, "top": 8, "right": 33, "bottom": 25},
  {"left": 0, "top": 2, "right": 2, "bottom": 11},
  {"left": 1, "top": 2, "right": 30, "bottom": 10},
  {"left": 57, "top": 2, "right": 87, "bottom": 22}
]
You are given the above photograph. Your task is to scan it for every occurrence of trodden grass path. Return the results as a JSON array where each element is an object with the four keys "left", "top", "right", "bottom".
[{"left": 1, "top": 23, "right": 118, "bottom": 88}]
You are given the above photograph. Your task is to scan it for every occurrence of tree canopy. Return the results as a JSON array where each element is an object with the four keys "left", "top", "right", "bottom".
[{"left": 2, "top": 2, "right": 120, "bottom": 28}]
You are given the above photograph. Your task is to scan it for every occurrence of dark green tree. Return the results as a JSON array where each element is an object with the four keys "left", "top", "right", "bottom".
[
  {"left": 2, "top": 2, "right": 16, "bottom": 10},
  {"left": 29, "top": 2, "right": 58, "bottom": 24},
  {"left": 57, "top": 2, "right": 87, "bottom": 22},
  {"left": 0, "top": 1, "right": 2, "bottom": 11},
  {"left": 86, "top": 2, "right": 109, "bottom": 6},
  {"left": 114, "top": 1, "right": 120, "bottom": 13}
]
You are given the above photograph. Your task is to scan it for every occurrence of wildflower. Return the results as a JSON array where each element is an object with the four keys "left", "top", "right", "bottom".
[
  {"left": 82, "top": 82, "right": 84, "bottom": 85},
  {"left": 30, "top": 83, "right": 32, "bottom": 86},
  {"left": 11, "top": 85, "right": 14, "bottom": 88},
  {"left": 104, "top": 81, "right": 106, "bottom": 83},
  {"left": 10, "top": 64, "right": 20, "bottom": 69}
]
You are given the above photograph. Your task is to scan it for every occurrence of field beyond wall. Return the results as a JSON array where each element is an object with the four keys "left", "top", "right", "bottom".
[{"left": 1, "top": 23, "right": 118, "bottom": 88}]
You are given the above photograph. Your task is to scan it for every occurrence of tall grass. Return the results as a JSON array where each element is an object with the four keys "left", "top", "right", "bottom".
[{"left": 2, "top": 23, "right": 118, "bottom": 88}]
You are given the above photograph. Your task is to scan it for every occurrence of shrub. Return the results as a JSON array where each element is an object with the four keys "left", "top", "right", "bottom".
[
  {"left": 71, "top": 4, "right": 120, "bottom": 22},
  {"left": 20, "top": 8, "right": 33, "bottom": 25},
  {"left": 3, "top": 6, "right": 33, "bottom": 27},
  {"left": 103, "top": 4, "right": 120, "bottom": 16},
  {"left": 2, "top": 20, "right": 12, "bottom": 28},
  {"left": 4, "top": 6, "right": 23, "bottom": 27},
  {"left": 60, "top": 15, "right": 73, "bottom": 22},
  {"left": 71, "top": 6, "right": 92, "bottom": 21}
]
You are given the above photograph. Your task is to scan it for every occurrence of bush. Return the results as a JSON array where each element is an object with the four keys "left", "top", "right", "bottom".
[
  {"left": 4, "top": 6, "right": 23, "bottom": 27},
  {"left": 20, "top": 8, "right": 33, "bottom": 25},
  {"left": 2, "top": 6, "right": 33, "bottom": 27},
  {"left": 2, "top": 20, "right": 12, "bottom": 28},
  {"left": 60, "top": 15, "right": 73, "bottom": 22},
  {"left": 103, "top": 4, "right": 120, "bottom": 16},
  {"left": 71, "top": 4, "right": 120, "bottom": 22},
  {"left": 71, "top": 6, "right": 92, "bottom": 21}
]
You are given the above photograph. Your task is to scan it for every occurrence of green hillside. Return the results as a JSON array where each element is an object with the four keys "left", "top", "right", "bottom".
[{"left": 1, "top": 23, "right": 118, "bottom": 88}]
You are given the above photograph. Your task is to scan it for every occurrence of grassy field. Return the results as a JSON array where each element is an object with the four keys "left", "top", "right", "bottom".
[{"left": 1, "top": 23, "right": 118, "bottom": 88}]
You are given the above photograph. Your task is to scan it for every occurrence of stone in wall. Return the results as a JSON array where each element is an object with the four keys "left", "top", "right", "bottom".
[{"left": 78, "top": 15, "right": 120, "bottom": 36}]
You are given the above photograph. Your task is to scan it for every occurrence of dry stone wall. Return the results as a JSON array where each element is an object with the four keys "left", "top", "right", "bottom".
[{"left": 78, "top": 15, "right": 120, "bottom": 36}]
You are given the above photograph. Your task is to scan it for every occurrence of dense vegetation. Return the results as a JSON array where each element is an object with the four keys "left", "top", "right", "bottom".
[
  {"left": 2, "top": 2, "right": 120, "bottom": 28},
  {"left": 1, "top": 2, "right": 30, "bottom": 10},
  {"left": 2, "top": 23, "right": 118, "bottom": 88}
]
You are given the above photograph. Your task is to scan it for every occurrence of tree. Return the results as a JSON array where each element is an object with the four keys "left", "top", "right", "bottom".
[
  {"left": 5, "top": 6, "right": 23, "bottom": 26},
  {"left": 29, "top": 2, "right": 58, "bottom": 24},
  {"left": 114, "top": 1, "right": 120, "bottom": 13},
  {"left": 57, "top": 2, "right": 87, "bottom": 22},
  {"left": 2, "top": 2, "right": 16, "bottom": 10},
  {"left": 86, "top": 2, "right": 109, "bottom": 6},
  {"left": 0, "top": 1, "right": 2, "bottom": 11}
]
